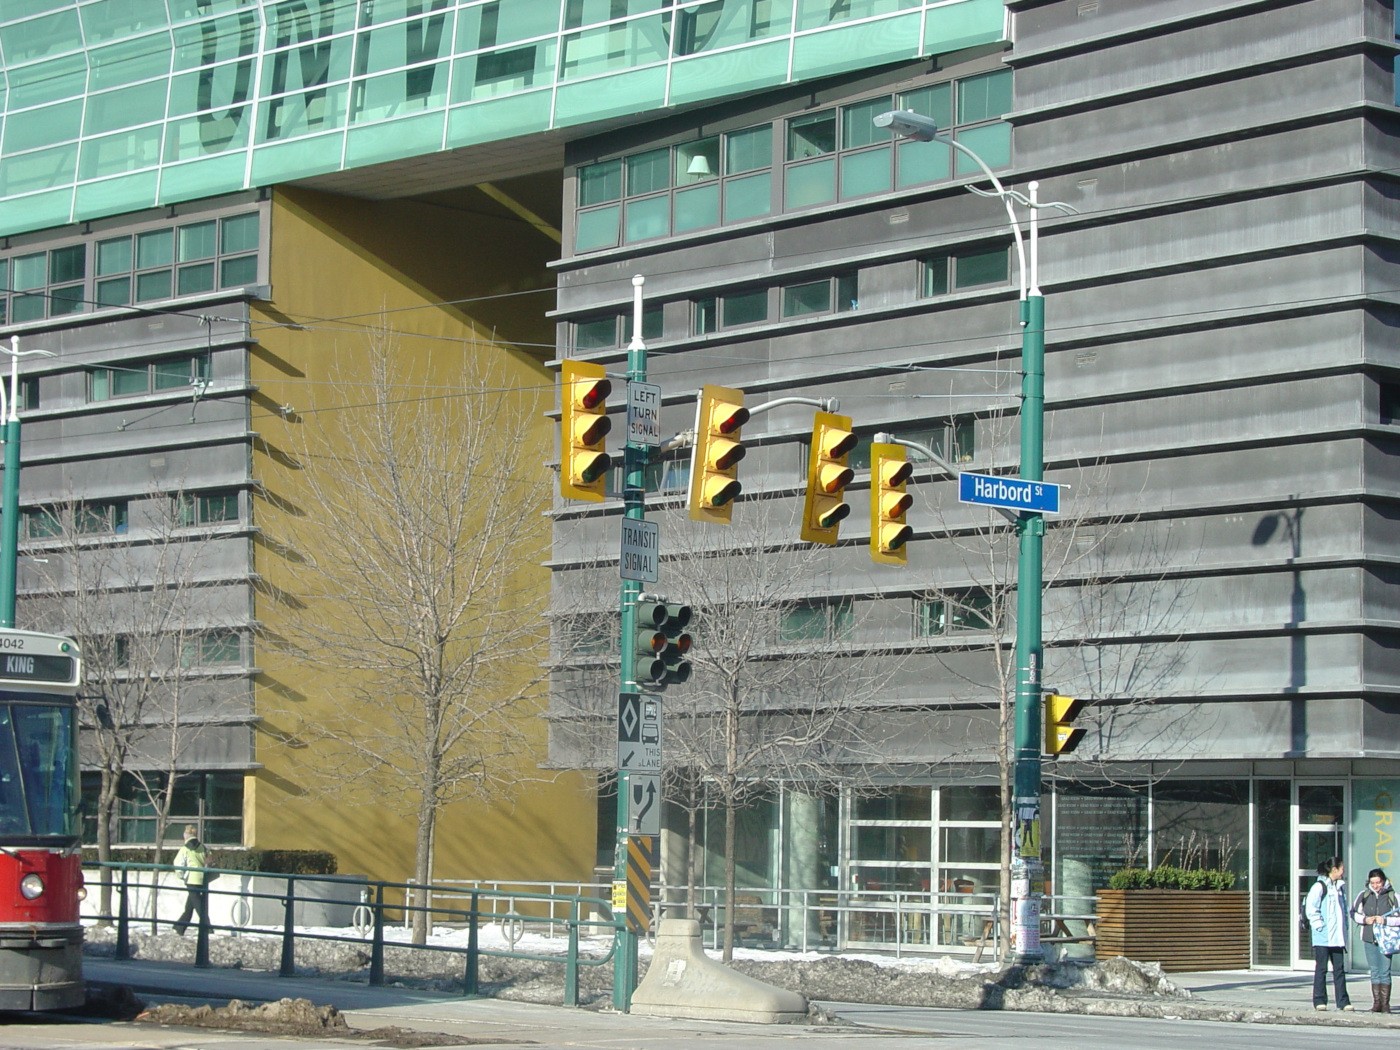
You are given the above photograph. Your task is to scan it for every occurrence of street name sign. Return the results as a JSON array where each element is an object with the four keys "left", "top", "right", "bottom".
[
  {"left": 958, "top": 471, "right": 1062, "bottom": 515},
  {"left": 627, "top": 381, "right": 662, "bottom": 446},
  {"left": 619, "top": 519, "right": 659, "bottom": 582}
]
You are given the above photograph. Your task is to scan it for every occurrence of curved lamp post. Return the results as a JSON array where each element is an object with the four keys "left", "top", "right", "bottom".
[
  {"left": 0, "top": 336, "right": 55, "bottom": 628},
  {"left": 875, "top": 109, "right": 1075, "bottom": 962}
]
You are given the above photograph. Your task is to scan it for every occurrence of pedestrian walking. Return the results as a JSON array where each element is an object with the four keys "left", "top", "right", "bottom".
[
  {"left": 1307, "top": 855, "right": 1352, "bottom": 1011},
  {"left": 172, "top": 824, "right": 209, "bottom": 937},
  {"left": 1353, "top": 866, "right": 1400, "bottom": 1013}
]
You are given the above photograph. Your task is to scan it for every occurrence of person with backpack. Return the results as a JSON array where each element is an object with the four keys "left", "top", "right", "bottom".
[
  {"left": 1352, "top": 867, "right": 1400, "bottom": 1012},
  {"left": 1306, "top": 856, "right": 1353, "bottom": 1011},
  {"left": 172, "top": 824, "right": 209, "bottom": 937}
]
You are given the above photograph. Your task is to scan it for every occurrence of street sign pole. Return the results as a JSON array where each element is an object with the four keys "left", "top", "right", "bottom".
[
  {"left": 613, "top": 276, "right": 649, "bottom": 1010},
  {"left": 1011, "top": 192, "right": 1048, "bottom": 963}
]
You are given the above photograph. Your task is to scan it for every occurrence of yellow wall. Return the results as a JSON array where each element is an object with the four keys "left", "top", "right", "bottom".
[{"left": 249, "top": 185, "right": 594, "bottom": 883}]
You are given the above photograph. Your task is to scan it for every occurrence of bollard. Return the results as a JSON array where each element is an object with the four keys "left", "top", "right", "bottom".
[
  {"left": 115, "top": 867, "right": 130, "bottom": 960},
  {"left": 464, "top": 890, "right": 480, "bottom": 996},
  {"left": 279, "top": 876, "right": 297, "bottom": 977},
  {"left": 564, "top": 899, "right": 580, "bottom": 1008},
  {"left": 369, "top": 884, "right": 385, "bottom": 987}
]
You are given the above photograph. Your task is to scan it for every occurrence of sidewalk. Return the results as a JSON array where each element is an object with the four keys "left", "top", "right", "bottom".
[{"left": 83, "top": 956, "right": 1400, "bottom": 1033}]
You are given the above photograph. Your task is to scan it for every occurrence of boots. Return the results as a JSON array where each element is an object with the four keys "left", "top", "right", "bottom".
[
  {"left": 1371, "top": 984, "right": 1383, "bottom": 1013},
  {"left": 1381, "top": 983, "right": 1392, "bottom": 1014}
]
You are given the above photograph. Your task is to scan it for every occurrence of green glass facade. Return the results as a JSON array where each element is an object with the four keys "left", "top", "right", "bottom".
[{"left": 0, "top": 0, "right": 1005, "bottom": 237}]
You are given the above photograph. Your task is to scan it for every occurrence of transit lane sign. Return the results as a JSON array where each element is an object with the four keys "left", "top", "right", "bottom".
[
  {"left": 959, "top": 471, "right": 1062, "bottom": 515},
  {"left": 618, "top": 693, "right": 661, "bottom": 773}
]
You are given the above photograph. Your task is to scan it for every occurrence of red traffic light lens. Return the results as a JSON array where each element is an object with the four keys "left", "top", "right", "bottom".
[{"left": 580, "top": 378, "right": 612, "bottom": 410}]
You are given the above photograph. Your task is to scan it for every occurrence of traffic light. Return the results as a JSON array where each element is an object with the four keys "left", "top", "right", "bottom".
[
  {"left": 870, "top": 442, "right": 914, "bottom": 565},
  {"left": 635, "top": 601, "right": 692, "bottom": 689},
  {"left": 689, "top": 385, "right": 749, "bottom": 524},
  {"left": 633, "top": 619, "right": 668, "bottom": 687},
  {"left": 560, "top": 359, "right": 612, "bottom": 502},
  {"left": 800, "top": 411, "right": 857, "bottom": 545},
  {"left": 1044, "top": 693, "right": 1085, "bottom": 756}
]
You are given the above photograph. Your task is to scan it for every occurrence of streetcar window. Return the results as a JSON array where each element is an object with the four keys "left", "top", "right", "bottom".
[{"left": 0, "top": 704, "right": 76, "bottom": 838}]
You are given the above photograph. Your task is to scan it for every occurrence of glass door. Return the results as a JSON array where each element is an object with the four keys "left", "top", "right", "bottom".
[{"left": 1295, "top": 782, "right": 1346, "bottom": 968}]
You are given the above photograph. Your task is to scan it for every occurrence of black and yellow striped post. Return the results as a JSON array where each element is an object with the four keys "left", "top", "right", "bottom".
[{"left": 626, "top": 835, "right": 656, "bottom": 934}]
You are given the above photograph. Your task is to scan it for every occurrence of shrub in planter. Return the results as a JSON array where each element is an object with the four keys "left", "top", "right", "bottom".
[{"left": 1107, "top": 865, "right": 1236, "bottom": 891}]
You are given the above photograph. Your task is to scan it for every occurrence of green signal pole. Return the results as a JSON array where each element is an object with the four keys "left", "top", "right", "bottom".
[
  {"left": 1011, "top": 245, "right": 1046, "bottom": 963},
  {"left": 612, "top": 275, "right": 647, "bottom": 1010},
  {"left": 0, "top": 336, "right": 46, "bottom": 629}
]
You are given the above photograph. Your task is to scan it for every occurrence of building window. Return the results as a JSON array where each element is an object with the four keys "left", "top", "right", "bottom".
[
  {"left": 847, "top": 418, "right": 975, "bottom": 472},
  {"left": 572, "top": 305, "right": 663, "bottom": 350},
  {"left": 607, "top": 451, "right": 691, "bottom": 499},
  {"left": 922, "top": 246, "right": 1011, "bottom": 296},
  {"left": 692, "top": 289, "right": 769, "bottom": 333},
  {"left": 177, "top": 490, "right": 240, "bottom": 527},
  {"left": 782, "top": 273, "right": 859, "bottom": 318},
  {"left": 2, "top": 211, "right": 260, "bottom": 322},
  {"left": 1380, "top": 381, "right": 1400, "bottom": 425},
  {"left": 180, "top": 629, "right": 243, "bottom": 669},
  {"left": 575, "top": 123, "right": 773, "bottom": 251},
  {"left": 82, "top": 771, "right": 244, "bottom": 847},
  {"left": 917, "top": 590, "right": 993, "bottom": 636},
  {"left": 83, "top": 634, "right": 132, "bottom": 670},
  {"left": 89, "top": 353, "right": 208, "bottom": 402},
  {"left": 24, "top": 501, "right": 129, "bottom": 539},
  {"left": 780, "top": 599, "right": 853, "bottom": 643}
]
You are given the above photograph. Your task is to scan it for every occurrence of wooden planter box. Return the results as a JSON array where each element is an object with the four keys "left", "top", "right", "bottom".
[{"left": 1094, "top": 889, "right": 1249, "bottom": 972}]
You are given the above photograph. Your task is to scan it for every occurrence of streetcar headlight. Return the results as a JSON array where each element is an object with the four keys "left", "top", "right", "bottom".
[
  {"left": 19, "top": 873, "right": 44, "bottom": 899},
  {"left": 77, "top": 884, "right": 87, "bottom": 901}
]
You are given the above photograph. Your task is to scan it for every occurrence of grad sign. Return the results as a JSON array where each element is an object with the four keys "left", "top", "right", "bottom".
[{"left": 958, "top": 472, "right": 1062, "bottom": 515}]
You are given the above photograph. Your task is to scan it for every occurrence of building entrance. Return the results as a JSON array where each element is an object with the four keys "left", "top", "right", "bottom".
[{"left": 1295, "top": 782, "right": 1346, "bottom": 969}]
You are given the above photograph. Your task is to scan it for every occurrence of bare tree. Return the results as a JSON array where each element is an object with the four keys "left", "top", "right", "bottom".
[
  {"left": 22, "top": 490, "right": 231, "bottom": 914},
  {"left": 553, "top": 497, "right": 906, "bottom": 961},
  {"left": 268, "top": 331, "right": 553, "bottom": 944},
  {"left": 907, "top": 443, "right": 1205, "bottom": 952}
]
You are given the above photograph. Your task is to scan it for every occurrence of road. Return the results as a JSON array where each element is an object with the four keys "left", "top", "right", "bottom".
[{"left": 5, "top": 1000, "right": 1399, "bottom": 1050}]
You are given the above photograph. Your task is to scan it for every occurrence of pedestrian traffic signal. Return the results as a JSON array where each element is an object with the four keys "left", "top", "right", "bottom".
[
  {"left": 870, "top": 442, "right": 914, "bottom": 564},
  {"left": 635, "top": 601, "right": 692, "bottom": 689},
  {"left": 1044, "top": 693, "right": 1085, "bottom": 756},
  {"left": 560, "top": 359, "right": 612, "bottom": 502},
  {"left": 689, "top": 385, "right": 749, "bottom": 524},
  {"left": 800, "top": 411, "right": 857, "bottom": 545}
]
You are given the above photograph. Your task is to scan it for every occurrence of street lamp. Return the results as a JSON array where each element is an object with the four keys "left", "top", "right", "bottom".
[
  {"left": 0, "top": 336, "right": 55, "bottom": 628},
  {"left": 876, "top": 108, "right": 1075, "bottom": 962}
]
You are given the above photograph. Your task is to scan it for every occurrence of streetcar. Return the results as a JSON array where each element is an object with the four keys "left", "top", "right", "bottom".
[{"left": 0, "top": 629, "right": 83, "bottom": 1011}]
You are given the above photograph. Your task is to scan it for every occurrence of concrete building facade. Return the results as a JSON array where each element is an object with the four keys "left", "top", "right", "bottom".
[{"left": 0, "top": 0, "right": 1396, "bottom": 967}]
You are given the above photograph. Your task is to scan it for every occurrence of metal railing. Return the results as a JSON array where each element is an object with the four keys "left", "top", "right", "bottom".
[{"left": 88, "top": 862, "right": 617, "bottom": 1007}]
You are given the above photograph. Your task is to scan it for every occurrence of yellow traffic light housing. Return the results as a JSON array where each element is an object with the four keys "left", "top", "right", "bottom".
[
  {"left": 870, "top": 442, "right": 914, "bottom": 564},
  {"left": 1044, "top": 693, "right": 1086, "bottom": 756},
  {"left": 560, "top": 359, "right": 612, "bottom": 502},
  {"left": 688, "top": 385, "right": 749, "bottom": 524},
  {"left": 800, "top": 411, "right": 856, "bottom": 545}
]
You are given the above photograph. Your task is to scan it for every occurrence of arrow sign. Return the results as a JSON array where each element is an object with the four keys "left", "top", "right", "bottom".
[
  {"left": 628, "top": 773, "right": 660, "bottom": 834},
  {"left": 958, "top": 471, "right": 1062, "bottom": 515}
]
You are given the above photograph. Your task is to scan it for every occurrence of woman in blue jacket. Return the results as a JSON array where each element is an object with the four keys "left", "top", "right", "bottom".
[{"left": 1306, "top": 856, "right": 1352, "bottom": 1011}]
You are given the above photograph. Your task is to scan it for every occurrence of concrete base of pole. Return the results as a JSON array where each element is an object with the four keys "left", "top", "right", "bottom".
[{"left": 631, "top": 919, "right": 807, "bottom": 1023}]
